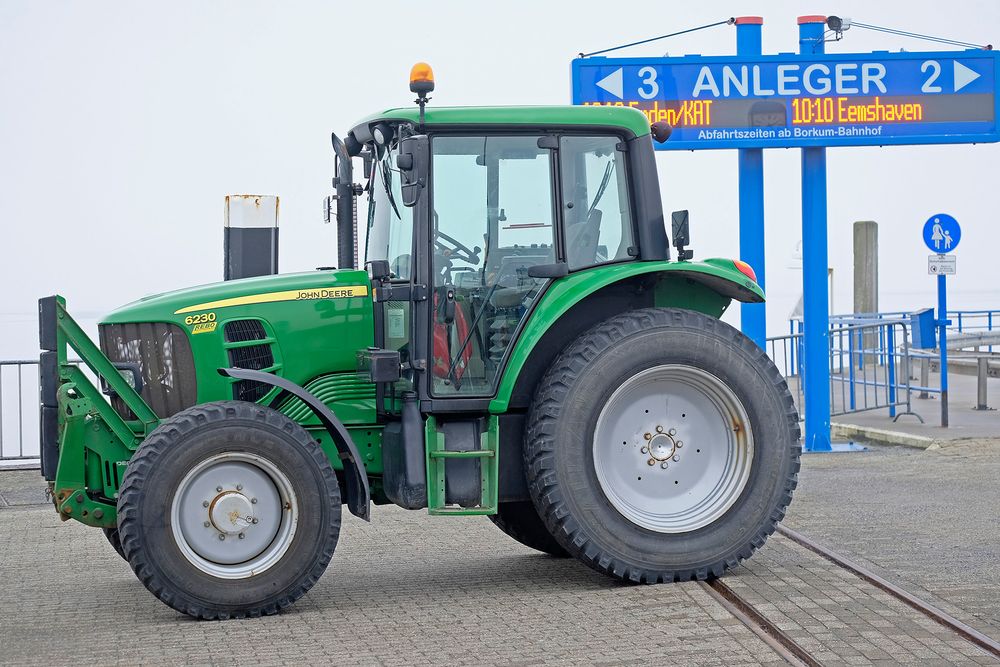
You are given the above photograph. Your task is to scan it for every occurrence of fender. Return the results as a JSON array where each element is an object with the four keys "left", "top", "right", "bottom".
[
  {"left": 218, "top": 367, "right": 371, "bottom": 521},
  {"left": 489, "top": 259, "right": 763, "bottom": 413}
]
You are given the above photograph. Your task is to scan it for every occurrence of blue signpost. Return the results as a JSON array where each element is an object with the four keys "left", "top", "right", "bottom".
[
  {"left": 923, "top": 213, "right": 961, "bottom": 427},
  {"left": 571, "top": 17, "right": 998, "bottom": 452},
  {"left": 736, "top": 17, "right": 767, "bottom": 350}
]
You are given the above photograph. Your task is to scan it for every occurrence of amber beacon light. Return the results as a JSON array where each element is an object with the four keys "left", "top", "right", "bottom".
[{"left": 409, "top": 62, "right": 435, "bottom": 95}]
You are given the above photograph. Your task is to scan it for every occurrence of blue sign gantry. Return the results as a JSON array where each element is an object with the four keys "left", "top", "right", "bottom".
[
  {"left": 572, "top": 51, "right": 1000, "bottom": 150},
  {"left": 923, "top": 213, "right": 962, "bottom": 253}
]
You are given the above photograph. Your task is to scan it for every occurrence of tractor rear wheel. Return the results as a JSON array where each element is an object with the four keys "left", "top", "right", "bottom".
[
  {"left": 524, "top": 308, "right": 800, "bottom": 583},
  {"left": 488, "top": 501, "right": 568, "bottom": 557},
  {"left": 102, "top": 527, "right": 127, "bottom": 561},
  {"left": 117, "top": 401, "right": 341, "bottom": 619}
]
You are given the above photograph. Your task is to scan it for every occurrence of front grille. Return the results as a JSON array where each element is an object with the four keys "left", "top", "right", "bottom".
[
  {"left": 99, "top": 322, "right": 197, "bottom": 419},
  {"left": 227, "top": 343, "right": 273, "bottom": 371},
  {"left": 224, "top": 319, "right": 267, "bottom": 342},
  {"left": 233, "top": 379, "right": 270, "bottom": 403},
  {"left": 226, "top": 322, "right": 275, "bottom": 403}
]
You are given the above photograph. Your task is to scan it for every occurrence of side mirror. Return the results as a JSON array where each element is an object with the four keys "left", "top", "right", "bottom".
[
  {"left": 651, "top": 121, "right": 672, "bottom": 144},
  {"left": 367, "top": 259, "right": 391, "bottom": 281},
  {"left": 671, "top": 210, "right": 693, "bottom": 260},
  {"left": 526, "top": 262, "right": 569, "bottom": 279},
  {"left": 398, "top": 134, "right": 429, "bottom": 207}
]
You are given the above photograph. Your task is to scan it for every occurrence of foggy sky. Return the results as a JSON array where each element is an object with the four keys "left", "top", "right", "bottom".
[{"left": 2, "top": 0, "right": 999, "bottom": 358}]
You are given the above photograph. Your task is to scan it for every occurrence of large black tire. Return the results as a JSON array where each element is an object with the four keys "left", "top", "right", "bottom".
[
  {"left": 488, "top": 501, "right": 569, "bottom": 557},
  {"left": 524, "top": 307, "right": 800, "bottom": 583},
  {"left": 117, "top": 401, "right": 341, "bottom": 619},
  {"left": 102, "top": 527, "right": 127, "bottom": 561}
]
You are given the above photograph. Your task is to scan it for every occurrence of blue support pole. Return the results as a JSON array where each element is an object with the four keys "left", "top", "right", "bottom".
[
  {"left": 736, "top": 17, "right": 767, "bottom": 348},
  {"left": 799, "top": 16, "right": 832, "bottom": 452},
  {"left": 938, "top": 274, "right": 949, "bottom": 427}
]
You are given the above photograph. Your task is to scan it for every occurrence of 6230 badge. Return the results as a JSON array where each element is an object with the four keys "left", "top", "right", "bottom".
[{"left": 184, "top": 312, "right": 217, "bottom": 334}]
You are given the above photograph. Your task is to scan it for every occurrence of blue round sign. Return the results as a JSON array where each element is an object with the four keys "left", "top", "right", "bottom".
[{"left": 922, "top": 213, "right": 961, "bottom": 254}]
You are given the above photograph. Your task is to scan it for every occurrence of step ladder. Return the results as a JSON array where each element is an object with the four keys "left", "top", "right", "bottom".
[{"left": 425, "top": 415, "right": 499, "bottom": 515}]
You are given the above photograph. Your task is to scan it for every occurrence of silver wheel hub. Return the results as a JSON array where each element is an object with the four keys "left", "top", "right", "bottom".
[
  {"left": 209, "top": 491, "right": 255, "bottom": 535},
  {"left": 170, "top": 452, "right": 298, "bottom": 579},
  {"left": 594, "top": 364, "right": 754, "bottom": 534}
]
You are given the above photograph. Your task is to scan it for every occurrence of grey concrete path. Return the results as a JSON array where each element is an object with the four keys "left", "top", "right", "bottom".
[{"left": 1, "top": 437, "right": 998, "bottom": 666}]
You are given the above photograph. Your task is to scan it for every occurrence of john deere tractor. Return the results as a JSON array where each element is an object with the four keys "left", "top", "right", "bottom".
[{"left": 38, "top": 64, "right": 799, "bottom": 619}]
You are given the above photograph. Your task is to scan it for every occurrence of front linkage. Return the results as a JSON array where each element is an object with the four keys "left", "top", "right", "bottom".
[{"left": 39, "top": 295, "right": 158, "bottom": 527}]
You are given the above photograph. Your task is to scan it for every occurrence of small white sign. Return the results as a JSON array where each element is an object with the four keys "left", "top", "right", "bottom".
[
  {"left": 928, "top": 254, "right": 956, "bottom": 275},
  {"left": 387, "top": 307, "right": 406, "bottom": 339}
]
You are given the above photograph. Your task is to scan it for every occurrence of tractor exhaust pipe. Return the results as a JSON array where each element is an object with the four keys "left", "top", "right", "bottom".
[{"left": 330, "top": 132, "right": 358, "bottom": 270}]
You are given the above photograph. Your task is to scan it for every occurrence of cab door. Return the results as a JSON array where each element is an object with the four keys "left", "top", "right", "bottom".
[{"left": 420, "top": 133, "right": 559, "bottom": 401}]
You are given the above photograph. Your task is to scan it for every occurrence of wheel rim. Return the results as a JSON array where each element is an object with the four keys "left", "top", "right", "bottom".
[
  {"left": 593, "top": 364, "right": 754, "bottom": 533},
  {"left": 169, "top": 452, "right": 298, "bottom": 579}
]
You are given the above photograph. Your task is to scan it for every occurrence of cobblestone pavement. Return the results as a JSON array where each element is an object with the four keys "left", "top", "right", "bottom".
[
  {"left": 782, "top": 438, "right": 1000, "bottom": 636},
  {"left": 0, "top": 439, "right": 997, "bottom": 666}
]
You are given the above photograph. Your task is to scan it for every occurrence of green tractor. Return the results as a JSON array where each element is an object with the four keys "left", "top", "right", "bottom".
[{"left": 38, "top": 65, "right": 799, "bottom": 619}]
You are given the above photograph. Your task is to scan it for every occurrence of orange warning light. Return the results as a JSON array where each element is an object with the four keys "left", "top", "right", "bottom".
[{"left": 409, "top": 62, "right": 435, "bottom": 95}]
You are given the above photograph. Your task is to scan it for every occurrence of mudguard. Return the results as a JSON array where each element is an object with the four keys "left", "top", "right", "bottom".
[{"left": 218, "top": 367, "right": 371, "bottom": 521}]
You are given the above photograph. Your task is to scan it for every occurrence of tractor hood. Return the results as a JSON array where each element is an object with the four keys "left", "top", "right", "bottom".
[{"left": 101, "top": 269, "right": 371, "bottom": 325}]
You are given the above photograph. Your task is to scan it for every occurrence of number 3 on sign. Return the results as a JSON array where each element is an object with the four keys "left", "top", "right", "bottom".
[{"left": 638, "top": 66, "right": 658, "bottom": 99}]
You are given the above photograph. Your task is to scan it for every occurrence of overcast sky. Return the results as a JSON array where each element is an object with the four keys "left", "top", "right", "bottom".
[{"left": 2, "top": 0, "right": 999, "bottom": 358}]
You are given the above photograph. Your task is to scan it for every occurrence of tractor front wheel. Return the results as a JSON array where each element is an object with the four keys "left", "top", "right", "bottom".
[
  {"left": 117, "top": 401, "right": 341, "bottom": 619},
  {"left": 525, "top": 308, "right": 800, "bottom": 583}
]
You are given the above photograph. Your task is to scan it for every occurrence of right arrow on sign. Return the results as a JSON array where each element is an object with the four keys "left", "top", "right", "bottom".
[
  {"left": 596, "top": 68, "right": 623, "bottom": 99},
  {"left": 954, "top": 61, "right": 981, "bottom": 92}
]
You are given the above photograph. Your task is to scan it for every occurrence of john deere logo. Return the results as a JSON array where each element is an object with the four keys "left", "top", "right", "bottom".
[{"left": 175, "top": 285, "right": 369, "bottom": 314}]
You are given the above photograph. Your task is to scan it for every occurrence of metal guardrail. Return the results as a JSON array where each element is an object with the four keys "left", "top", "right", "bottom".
[
  {"left": 769, "top": 319, "right": 920, "bottom": 421},
  {"left": 0, "top": 360, "right": 41, "bottom": 464},
  {"left": 0, "top": 359, "right": 85, "bottom": 466}
]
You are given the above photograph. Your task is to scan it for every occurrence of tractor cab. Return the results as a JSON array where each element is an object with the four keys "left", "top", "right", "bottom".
[{"left": 340, "top": 64, "right": 671, "bottom": 404}]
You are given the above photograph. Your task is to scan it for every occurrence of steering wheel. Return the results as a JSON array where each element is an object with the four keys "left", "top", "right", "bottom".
[{"left": 434, "top": 230, "right": 481, "bottom": 266}]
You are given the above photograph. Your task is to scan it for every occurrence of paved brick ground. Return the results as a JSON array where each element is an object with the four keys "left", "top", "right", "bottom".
[
  {"left": 725, "top": 535, "right": 996, "bottom": 664},
  {"left": 0, "top": 501, "right": 781, "bottom": 666},
  {"left": 782, "top": 438, "right": 1000, "bottom": 636},
  {"left": 1, "top": 438, "right": 997, "bottom": 666}
]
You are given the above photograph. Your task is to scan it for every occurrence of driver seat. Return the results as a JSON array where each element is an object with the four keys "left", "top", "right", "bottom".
[{"left": 565, "top": 208, "right": 602, "bottom": 267}]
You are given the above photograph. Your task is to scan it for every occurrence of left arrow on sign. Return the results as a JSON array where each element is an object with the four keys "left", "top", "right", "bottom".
[
  {"left": 954, "top": 61, "right": 981, "bottom": 92},
  {"left": 596, "top": 68, "right": 623, "bottom": 99}
]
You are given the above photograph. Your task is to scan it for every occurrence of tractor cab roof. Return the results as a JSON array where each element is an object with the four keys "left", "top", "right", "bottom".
[{"left": 350, "top": 105, "right": 651, "bottom": 143}]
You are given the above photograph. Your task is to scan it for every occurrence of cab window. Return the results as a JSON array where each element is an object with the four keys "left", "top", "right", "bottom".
[{"left": 559, "top": 136, "right": 634, "bottom": 270}]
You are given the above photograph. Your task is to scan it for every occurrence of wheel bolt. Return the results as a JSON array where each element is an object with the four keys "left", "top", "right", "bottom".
[
  {"left": 202, "top": 500, "right": 209, "bottom": 508},
  {"left": 203, "top": 521, "right": 211, "bottom": 528},
  {"left": 672, "top": 454, "right": 680, "bottom": 462},
  {"left": 641, "top": 446, "right": 649, "bottom": 454},
  {"left": 660, "top": 462, "right": 668, "bottom": 469},
  {"left": 238, "top": 533, "right": 245, "bottom": 540},
  {"left": 668, "top": 428, "right": 677, "bottom": 436},
  {"left": 647, "top": 459, "right": 655, "bottom": 466},
  {"left": 676, "top": 441, "right": 683, "bottom": 448},
  {"left": 644, "top": 432, "right": 652, "bottom": 440},
  {"left": 251, "top": 497, "right": 257, "bottom": 504},
  {"left": 236, "top": 484, "right": 243, "bottom": 491},
  {"left": 218, "top": 534, "right": 225, "bottom": 541},
  {"left": 216, "top": 486, "right": 223, "bottom": 492},
  {"left": 251, "top": 517, "right": 259, "bottom": 524}
]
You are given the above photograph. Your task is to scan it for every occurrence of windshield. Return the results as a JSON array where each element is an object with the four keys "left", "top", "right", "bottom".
[{"left": 365, "top": 144, "right": 414, "bottom": 279}]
